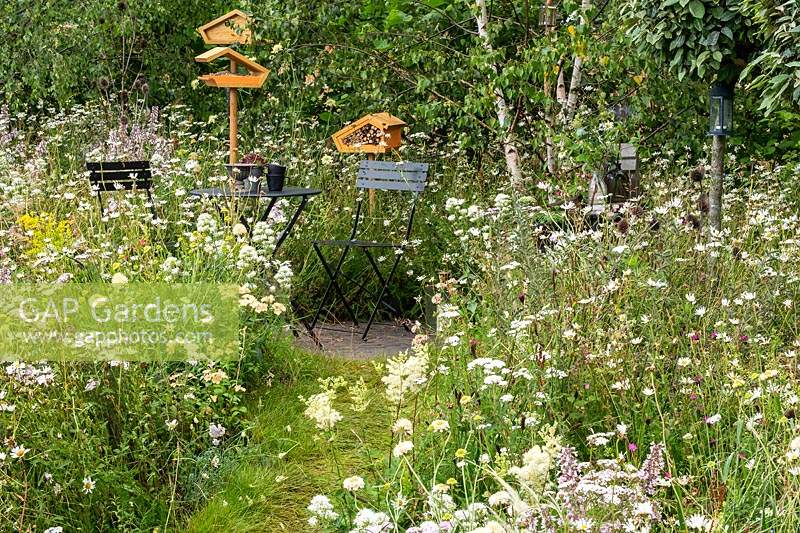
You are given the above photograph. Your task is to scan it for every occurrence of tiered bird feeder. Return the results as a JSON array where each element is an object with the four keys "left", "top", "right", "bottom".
[
  {"left": 195, "top": 10, "right": 268, "bottom": 164},
  {"left": 332, "top": 113, "right": 406, "bottom": 154},
  {"left": 197, "top": 9, "right": 252, "bottom": 45},
  {"left": 196, "top": 47, "right": 269, "bottom": 89},
  {"left": 332, "top": 112, "right": 407, "bottom": 211}
]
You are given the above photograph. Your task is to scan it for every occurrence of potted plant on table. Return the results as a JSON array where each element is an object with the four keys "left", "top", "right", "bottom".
[
  {"left": 266, "top": 160, "right": 286, "bottom": 192},
  {"left": 226, "top": 152, "right": 266, "bottom": 192}
]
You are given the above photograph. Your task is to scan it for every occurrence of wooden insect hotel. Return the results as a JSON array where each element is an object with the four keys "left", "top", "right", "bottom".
[
  {"left": 332, "top": 113, "right": 406, "bottom": 154},
  {"left": 195, "top": 10, "right": 268, "bottom": 164}
]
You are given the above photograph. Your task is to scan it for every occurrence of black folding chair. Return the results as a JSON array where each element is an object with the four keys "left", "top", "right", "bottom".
[
  {"left": 310, "top": 160, "right": 429, "bottom": 340},
  {"left": 86, "top": 161, "right": 157, "bottom": 219}
]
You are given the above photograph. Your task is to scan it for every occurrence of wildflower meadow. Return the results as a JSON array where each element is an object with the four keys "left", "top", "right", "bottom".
[{"left": 1, "top": 0, "right": 800, "bottom": 532}]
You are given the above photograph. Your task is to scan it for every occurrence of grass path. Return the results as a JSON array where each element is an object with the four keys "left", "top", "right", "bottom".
[{"left": 184, "top": 347, "right": 389, "bottom": 532}]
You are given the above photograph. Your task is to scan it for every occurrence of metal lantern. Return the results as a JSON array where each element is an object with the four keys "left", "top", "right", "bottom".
[
  {"left": 708, "top": 82, "right": 733, "bottom": 136},
  {"left": 539, "top": 4, "right": 559, "bottom": 27}
]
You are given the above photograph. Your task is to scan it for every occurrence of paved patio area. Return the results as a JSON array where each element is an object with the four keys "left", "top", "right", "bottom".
[{"left": 294, "top": 321, "right": 416, "bottom": 359}]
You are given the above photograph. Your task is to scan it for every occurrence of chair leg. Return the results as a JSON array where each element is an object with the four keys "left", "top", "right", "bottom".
[
  {"left": 311, "top": 243, "right": 359, "bottom": 329},
  {"left": 146, "top": 189, "right": 157, "bottom": 219},
  {"left": 336, "top": 265, "right": 398, "bottom": 313},
  {"left": 363, "top": 254, "right": 402, "bottom": 341},
  {"left": 363, "top": 249, "right": 405, "bottom": 315}
]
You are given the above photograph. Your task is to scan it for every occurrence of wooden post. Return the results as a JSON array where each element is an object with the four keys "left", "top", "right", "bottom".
[
  {"left": 229, "top": 60, "right": 239, "bottom": 164},
  {"left": 367, "top": 153, "right": 376, "bottom": 213},
  {"left": 709, "top": 135, "right": 725, "bottom": 231}
]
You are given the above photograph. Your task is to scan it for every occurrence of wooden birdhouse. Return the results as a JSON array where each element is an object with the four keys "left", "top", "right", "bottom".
[
  {"left": 197, "top": 9, "right": 252, "bottom": 45},
  {"left": 332, "top": 113, "right": 406, "bottom": 154},
  {"left": 619, "top": 143, "right": 638, "bottom": 171},
  {"left": 195, "top": 47, "right": 269, "bottom": 88}
]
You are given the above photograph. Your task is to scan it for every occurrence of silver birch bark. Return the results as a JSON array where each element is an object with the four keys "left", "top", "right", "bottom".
[
  {"left": 564, "top": 0, "right": 592, "bottom": 123},
  {"left": 475, "top": 0, "right": 525, "bottom": 190}
]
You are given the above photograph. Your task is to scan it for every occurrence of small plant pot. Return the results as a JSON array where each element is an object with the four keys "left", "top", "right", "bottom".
[
  {"left": 267, "top": 163, "right": 286, "bottom": 192},
  {"left": 225, "top": 163, "right": 264, "bottom": 180},
  {"left": 226, "top": 164, "right": 263, "bottom": 193}
]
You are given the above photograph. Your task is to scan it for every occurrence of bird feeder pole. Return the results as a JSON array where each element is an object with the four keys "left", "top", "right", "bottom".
[
  {"left": 196, "top": 10, "right": 267, "bottom": 166},
  {"left": 229, "top": 61, "right": 238, "bottom": 164}
]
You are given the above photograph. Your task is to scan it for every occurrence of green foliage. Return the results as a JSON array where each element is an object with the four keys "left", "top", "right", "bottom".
[
  {"left": 625, "top": 0, "right": 748, "bottom": 82},
  {"left": 738, "top": 0, "right": 800, "bottom": 114},
  {"left": 0, "top": 0, "right": 231, "bottom": 110}
]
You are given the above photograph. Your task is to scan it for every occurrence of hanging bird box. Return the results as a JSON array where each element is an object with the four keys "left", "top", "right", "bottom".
[
  {"left": 539, "top": 4, "right": 559, "bottom": 27},
  {"left": 332, "top": 113, "right": 406, "bottom": 154},
  {"left": 619, "top": 143, "right": 639, "bottom": 171},
  {"left": 197, "top": 9, "right": 252, "bottom": 45},
  {"left": 195, "top": 47, "right": 269, "bottom": 88}
]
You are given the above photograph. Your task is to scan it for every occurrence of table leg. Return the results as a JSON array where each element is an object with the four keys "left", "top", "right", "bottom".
[
  {"left": 272, "top": 195, "right": 309, "bottom": 256},
  {"left": 253, "top": 196, "right": 278, "bottom": 234}
]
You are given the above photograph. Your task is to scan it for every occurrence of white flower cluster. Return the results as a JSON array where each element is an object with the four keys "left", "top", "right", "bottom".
[
  {"left": 307, "top": 494, "right": 339, "bottom": 527},
  {"left": 195, "top": 213, "right": 217, "bottom": 234},
  {"left": 382, "top": 343, "right": 429, "bottom": 405},
  {"left": 342, "top": 475, "right": 365, "bottom": 492},
  {"left": 251, "top": 221, "right": 276, "bottom": 247},
  {"left": 208, "top": 423, "right": 226, "bottom": 446},
  {"left": 509, "top": 445, "right": 553, "bottom": 489},
  {"left": 274, "top": 261, "right": 293, "bottom": 289},
  {"left": 160, "top": 256, "right": 181, "bottom": 281},
  {"left": 350, "top": 508, "right": 393, "bottom": 533},
  {"left": 6, "top": 362, "right": 55, "bottom": 387},
  {"left": 467, "top": 357, "right": 511, "bottom": 389},
  {"left": 236, "top": 245, "right": 261, "bottom": 271},
  {"left": 302, "top": 391, "right": 343, "bottom": 430}
]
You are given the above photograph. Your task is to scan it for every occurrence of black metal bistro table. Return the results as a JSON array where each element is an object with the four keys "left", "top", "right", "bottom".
[{"left": 189, "top": 186, "right": 321, "bottom": 255}]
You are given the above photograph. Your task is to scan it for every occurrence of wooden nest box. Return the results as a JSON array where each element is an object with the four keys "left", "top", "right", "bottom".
[
  {"left": 332, "top": 113, "right": 406, "bottom": 154},
  {"left": 195, "top": 47, "right": 269, "bottom": 88},
  {"left": 197, "top": 9, "right": 252, "bottom": 45}
]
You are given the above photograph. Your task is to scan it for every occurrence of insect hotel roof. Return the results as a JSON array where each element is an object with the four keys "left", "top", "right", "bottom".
[
  {"left": 196, "top": 9, "right": 252, "bottom": 45},
  {"left": 195, "top": 47, "right": 269, "bottom": 88},
  {"left": 332, "top": 112, "right": 407, "bottom": 154}
]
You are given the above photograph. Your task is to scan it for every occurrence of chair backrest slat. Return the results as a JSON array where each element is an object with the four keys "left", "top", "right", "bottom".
[
  {"left": 92, "top": 178, "right": 153, "bottom": 191},
  {"left": 86, "top": 161, "right": 150, "bottom": 171},
  {"left": 87, "top": 161, "right": 152, "bottom": 189},
  {"left": 356, "top": 160, "right": 428, "bottom": 193}
]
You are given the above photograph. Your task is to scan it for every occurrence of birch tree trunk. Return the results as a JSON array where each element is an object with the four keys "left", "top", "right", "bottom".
[
  {"left": 556, "top": 67, "right": 567, "bottom": 105},
  {"left": 563, "top": 0, "right": 592, "bottom": 123},
  {"left": 475, "top": 0, "right": 525, "bottom": 190},
  {"left": 544, "top": 28, "right": 562, "bottom": 176},
  {"left": 708, "top": 135, "right": 725, "bottom": 231}
]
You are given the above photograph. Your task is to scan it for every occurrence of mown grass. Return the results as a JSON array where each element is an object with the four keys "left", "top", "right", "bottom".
[{"left": 183, "top": 343, "right": 390, "bottom": 532}]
